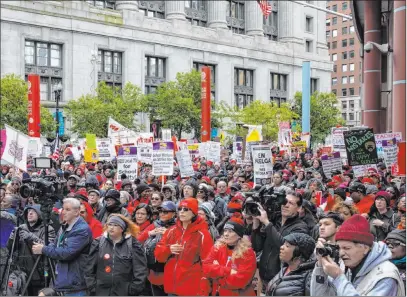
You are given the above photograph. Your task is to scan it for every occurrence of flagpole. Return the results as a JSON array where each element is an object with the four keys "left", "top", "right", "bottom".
[{"left": 290, "top": 0, "right": 353, "bottom": 20}]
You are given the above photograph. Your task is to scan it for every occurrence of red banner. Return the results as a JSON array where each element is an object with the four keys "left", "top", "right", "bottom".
[
  {"left": 397, "top": 142, "right": 406, "bottom": 176},
  {"left": 201, "top": 67, "right": 211, "bottom": 142},
  {"left": 28, "top": 74, "right": 41, "bottom": 137}
]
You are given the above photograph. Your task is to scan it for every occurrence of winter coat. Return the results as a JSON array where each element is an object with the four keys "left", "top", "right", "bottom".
[
  {"left": 7, "top": 205, "right": 56, "bottom": 284},
  {"left": 310, "top": 241, "right": 405, "bottom": 296},
  {"left": 354, "top": 194, "right": 375, "bottom": 214},
  {"left": 266, "top": 260, "right": 316, "bottom": 296},
  {"left": 84, "top": 233, "right": 148, "bottom": 296},
  {"left": 155, "top": 216, "right": 214, "bottom": 296},
  {"left": 42, "top": 217, "right": 92, "bottom": 293},
  {"left": 201, "top": 242, "right": 257, "bottom": 296},
  {"left": 251, "top": 215, "right": 309, "bottom": 282},
  {"left": 213, "top": 196, "right": 228, "bottom": 226},
  {"left": 369, "top": 208, "right": 400, "bottom": 242},
  {"left": 82, "top": 201, "right": 103, "bottom": 239},
  {"left": 98, "top": 205, "right": 129, "bottom": 225}
]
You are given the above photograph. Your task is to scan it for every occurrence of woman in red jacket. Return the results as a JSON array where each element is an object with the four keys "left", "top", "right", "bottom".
[
  {"left": 80, "top": 201, "right": 103, "bottom": 239},
  {"left": 155, "top": 198, "right": 213, "bottom": 296},
  {"left": 201, "top": 214, "right": 257, "bottom": 296}
]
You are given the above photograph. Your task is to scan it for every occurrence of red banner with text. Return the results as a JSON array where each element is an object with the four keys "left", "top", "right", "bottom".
[{"left": 28, "top": 74, "right": 41, "bottom": 137}]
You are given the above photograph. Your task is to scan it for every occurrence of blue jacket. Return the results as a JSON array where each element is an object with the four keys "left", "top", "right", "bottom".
[{"left": 42, "top": 217, "right": 92, "bottom": 292}]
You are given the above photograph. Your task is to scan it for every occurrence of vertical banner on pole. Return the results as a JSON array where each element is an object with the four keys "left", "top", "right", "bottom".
[
  {"left": 201, "top": 66, "right": 211, "bottom": 142},
  {"left": 302, "top": 61, "right": 311, "bottom": 133},
  {"left": 27, "top": 74, "right": 41, "bottom": 137}
]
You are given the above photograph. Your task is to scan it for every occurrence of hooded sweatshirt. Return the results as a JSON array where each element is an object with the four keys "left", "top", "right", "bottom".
[
  {"left": 310, "top": 241, "right": 405, "bottom": 296},
  {"left": 82, "top": 201, "right": 103, "bottom": 239}
]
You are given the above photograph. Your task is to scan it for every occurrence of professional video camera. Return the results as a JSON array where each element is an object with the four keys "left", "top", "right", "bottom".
[
  {"left": 316, "top": 243, "right": 340, "bottom": 264},
  {"left": 20, "top": 176, "right": 64, "bottom": 202}
]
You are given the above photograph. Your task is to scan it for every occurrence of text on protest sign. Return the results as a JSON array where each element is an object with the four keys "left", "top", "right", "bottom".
[
  {"left": 382, "top": 139, "right": 398, "bottom": 168},
  {"left": 96, "top": 138, "right": 114, "bottom": 161},
  {"left": 152, "top": 142, "right": 174, "bottom": 176},
  {"left": 343, "top": 128, "right": 378, "bottom": 166},
  {"left": 252, "top": 145, "right": 273, "bottom": 186},
  {"left": 233, "top": 142, "right": 243, "bottom": 164},
  {"left": 137, "top": 143, "right": 153, "bottom": 164},
  {"left": 321, "top": 152, "right": 342, "bottom": 179},
  {"left": 176, "top": 150, "right": 195, "bottom": 178},
  {"left": 117, "top": 146, "right": 138, "bottom": 181},
  {"left": 374, "top": 132, "right": 402, "bottom": 157},
  {"left": 206, "top": 142, "right": 221, "bottom": 163},
  {"left": 353, "top": 164, "right": 378, "bottom": 178}
]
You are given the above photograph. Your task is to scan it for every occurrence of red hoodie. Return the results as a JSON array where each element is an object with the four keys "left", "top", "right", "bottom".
[
  {"left": 155, "top": 216, "right": 213, "bottom": 296},
  {"left": 82, "top": 201, "right": 103, "bottom": 239}
]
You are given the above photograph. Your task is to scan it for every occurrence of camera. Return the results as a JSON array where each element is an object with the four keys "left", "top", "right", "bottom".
[
  {"left": 20, "top": 176, "right": 64, "bottom": 203},
  {"left": 244, "top": 201, "right": 261, "bottom": 217},
  {"left": 316, "top": 243, "right": 340, "bottom": 264}
]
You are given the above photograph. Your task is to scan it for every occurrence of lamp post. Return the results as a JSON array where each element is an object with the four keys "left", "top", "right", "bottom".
[{"left": 53, "top": 82, "right": 62, "bottom": 149}]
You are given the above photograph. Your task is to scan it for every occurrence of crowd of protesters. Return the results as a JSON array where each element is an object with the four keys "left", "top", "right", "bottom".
[{"left": 0, "top": 144, "right": 405, "bottom": 296}]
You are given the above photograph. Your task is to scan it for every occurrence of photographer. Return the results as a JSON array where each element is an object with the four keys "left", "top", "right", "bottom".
[
  {"left": 251, "top": 191, "right": 308, "bottom": 288},
  {"left": 7, "top": 205, "right": 56, "bottom": 296},
  {"left": 266, "top": 233, "right": 316, "bottom": 296},
  {"left": 310, "top": 214, "right": 405, "bottom": 296},
  {"left": 32, "top": 198, "right": 93, "bottom": 296}
]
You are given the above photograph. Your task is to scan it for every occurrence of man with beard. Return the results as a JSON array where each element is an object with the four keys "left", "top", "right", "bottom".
[
  {"left": 67, "top": 175, "right": 79, "bottom": 194},
  {"left": 98, "top": 189, "right": 130, "bottom": 224},
  {"left": 169, "top": 167, "right": 181, "bottom": 182}
]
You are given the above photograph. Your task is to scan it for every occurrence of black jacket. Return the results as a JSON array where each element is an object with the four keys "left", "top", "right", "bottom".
[
  {"left": 266, "top": 260, "right": 316, "bottom": 296},
  {"left": 251, "top": 215, "right": 309, "bottom": 282},
  {"left": 85, "top": 233, "right": 148, "bottom": 296}
]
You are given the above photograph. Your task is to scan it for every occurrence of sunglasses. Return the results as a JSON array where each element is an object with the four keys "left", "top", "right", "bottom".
[
  {"left": 159, "top": 209, "right": 173, "bottom": 214},
  {"left": 197, "top": 190, "right": 205, "bottom": 193},
  {"left": 179, "top": 207, "right": 191, "bottom": 212}
]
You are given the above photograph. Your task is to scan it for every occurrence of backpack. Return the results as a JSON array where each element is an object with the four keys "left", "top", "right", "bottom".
[
  {"left": 2, "top": 270, "right": 27, "bottom": 296},
  {"left": 143, "top": 222, "right": 165, "bottom": 272}
]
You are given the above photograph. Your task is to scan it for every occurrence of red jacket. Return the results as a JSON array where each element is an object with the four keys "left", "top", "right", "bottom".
[
  {"left": 82, "top": 201, "right": 103, "bottom": 239},
  {"left": 355, "top": 194, "right": 375, "bottom": 214},
  {"left": 137, "top": 222, "right": 155, "bottom": 243},
  {"left": 155, "top": 217, "right": 213, "bottom": 296},
  {"left": 201, "top": 243, "right": 257, "bottom": 296}
]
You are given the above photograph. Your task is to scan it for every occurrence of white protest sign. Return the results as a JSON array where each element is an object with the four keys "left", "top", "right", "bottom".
[
  {"left": 162, "top": 129, "right": 172, "bottom": 141},
  {"left": 206, "top": 142, "right": 221, "bottom": 163},
  {"left": 252, "top": 145, "right": 273, "bottom": 186},
  {"left": 176, "top": 150, "right": 195, "bottom": 178},
  {"left": 233, "top": 141, "right": 243, "bottom": 164},
  {"left": 137, "top": 143, "right": 153, "bottom": 164},
  {"left": 117, "top": 146, "right": 138, "bottom": 181},
  {"left": 382, "top": 145, "right": 398, "bottom": 168},
  {"left": 374, "top": 132, "right": 402, "bottom": 157},
  {"left": 321, "top": 152, "right": 343, "bottom": 179},
  {"left": 152, "top": 142, "right": 174, "bottom": 176},
  {"left": 331, "top": 127, "right": 348, "bottom": 148},
  {"left": 2, "top": 125, "right": 29, "bottom": 172},
  {"left": 96, "top": 138, "right": 114, "bottom": 161},
  {"left": 27, "top": 138, "right": 42, "bottom": 157},
  {"left": 70, "top": 146, "right": 81, "bottom": 161},
  {"left": 199, "top": 142, "right": 208, "bottom": 160},
  {"left": 244, "top": 141, "right": 259, "bottom": 163},
  {"left": 188, "top": 144, "right": 200, "bottom": 161},
  {"left": 352, "top": 164, "right": 378, "bottom": 178}
]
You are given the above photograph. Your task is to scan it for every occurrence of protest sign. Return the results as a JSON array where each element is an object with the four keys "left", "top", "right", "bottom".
[
  {"left": 321, "top": 146, "right": 333, "bottom": 155},
  {"left": 188, "top": 144, "right": 200, "bottom": 160},
  {"left": 86, "top": 134, "right": 97, "bottom": 150},
  {"left": 198, "top": 142, "right": 208, "bottom": 159},
  {"left": 382, "top": 139, "right": 398, "bottom": 168},
  {"left": 96, "top": 138, "right": 114, "bottom": 161},
  {"left": 321, "top": 152, "right": 342, "bottom": 179},
  {"left": 244, "top": 141, "right": 259, "bottom": 163},
  {"left": 2, "top": 125, "right": 29, "bottom": 172},
  {"left": 233, "top": 141, "right": 243, "bottom": 164},
  {"left": 176, "top": 150, "right": 195, "bottom": 178},
  {"left": 252, "top": 145, "right": 273, "bottom": 186},
  {"left": 344, "top": 128, "right": 378, "bottom": 166},
  {"left": 375, "top": 132, "right": 402, "bottom": 157},
  {"left": 117, "top": 146, "right": 138, "bottom": 181},
  {"left": 395, "top": 142, "right": 406, "bottom": 176},
  {"left": 206, "top": 142, "right": 221, "bottom": 163},
  {"left": 84, "top": 149, "right": 99, "bottom": 163},
  {"left": 27, "top": 138, "right": 42, "bottom": 157},
  {"left": 152, "top": 142, "right": 174, "bottom": 176},
  {"left": 137, "top": 143, "right": 153, "bottom": 164},
  {"left": 353, "top": 164, "right": 378, "bottom": 178},
  {"left": 331, "top": 127, "right": 348, "bottom": 149}
]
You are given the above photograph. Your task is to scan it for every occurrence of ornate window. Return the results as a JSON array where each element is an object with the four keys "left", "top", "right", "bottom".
[
  {"left": 270, "top": 72, "right": 287, "bottom": 107},
  {"left": 185, "top": 0, "right": 207, "bottom": 27},
  {"left": 193, "top": 62, "right": 216, "bottom": 101},
  {"left": 234, "top": 68, "right": 254, "bottom": 108},
  {"left": 139, "top": 1, "right": 165, "bottom": 18},
  {"left": 263, "top": 2, "right": 278, "bottom": 41},
  {"left": 98, "top": 50, "right": 122, "bottom": 88},
  {"left": 226, "top": 0, "right": 245, "bottom": 34},
  {"left": 145, "top": 56, "right": 166, "bottom": 94},
  {"left": 24, "top": 40, "right": 63, "bottom": 101},
  {"left": 85, "top": 0, "right": 115, "bottom": 9}
]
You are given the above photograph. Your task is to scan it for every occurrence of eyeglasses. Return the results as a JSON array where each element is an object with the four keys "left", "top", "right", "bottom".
[
  {"left": 179, "top": 207, "right": 191, "bottom": 212},
  {"left": 159, "top": 209, "right": 173, "bottom": 214},
  {"left": 151, "top": 197, "right": 161, "bottom": 201},
  {"left": 197, "top": 190, "right": 205, "bottom": 193},
  {"left": 385, "top": 241, "right": 406, "bottom": 248}
]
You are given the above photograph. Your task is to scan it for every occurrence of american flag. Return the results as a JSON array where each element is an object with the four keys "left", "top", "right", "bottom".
[{"left": 257, "top": 0, "right": 272, "bottom": 18}]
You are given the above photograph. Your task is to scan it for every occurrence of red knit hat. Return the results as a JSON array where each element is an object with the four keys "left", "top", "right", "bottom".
[
  {"left": 361, "top": 177, "right": 374, "bottom": 184},
  {"left": 74, "top": 188, "right": 88, "bottom": 202},
  {"left": 179, "top": 198, "right": 198, "bottom": 215},
  {"left": 227, "top": 201, "right": 243, "bottom": 213},
  {"left": 375, "top": 191, "right": 391, "bottom": 206},
  {"left": 332, "top": 175, "right": 342, "bottom": 183},
  {"left": 201, "top": 176, "right": 211, "bottom": 184},
  {"left": 335, "top": 214, "right": 374, "bottom": 246}
]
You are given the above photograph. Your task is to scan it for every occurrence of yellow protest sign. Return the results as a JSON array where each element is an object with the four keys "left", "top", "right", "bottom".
[
  {"left": 84, "top": 149, "right": 99, "bottom": 163},
  {"left": 86, "top": 134, "right": 97, "bottom": 149},
  {"left": 247, "top": 128, "right": 261, "bottom": 142}
]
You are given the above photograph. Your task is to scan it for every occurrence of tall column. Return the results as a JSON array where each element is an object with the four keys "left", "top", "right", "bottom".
[
  {"left": 245, "top": 1, "right": 264, "bottom": 36},
  {"left": 115, "top": 1, "right": 138, "bottom": 11},
  {"left": 166, "top": 1, "right": 186, "bottom": 20},
  {"left": 362, "top": 1, "right": 382, "bottom": 132},
  {"left": 207, "top": 0, "right": 227, "bottom": 29},
  {"left": 392, "top": 0, "right": 406, "bottom": 139}
]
